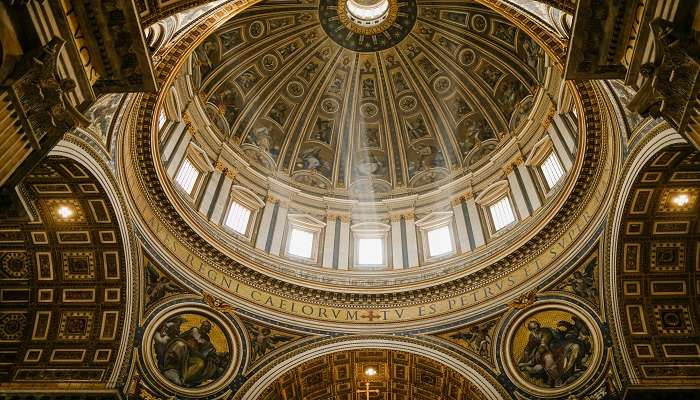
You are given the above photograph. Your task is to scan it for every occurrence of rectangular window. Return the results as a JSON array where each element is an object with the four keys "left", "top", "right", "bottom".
[
  {"left": 225, "top": 201, "right": 251, "bottom": 235},
  {"left": 490, "top": 196, "right": 516, "bottom": 231},
  {"left": 357, "top": 238, "right": 383, "bottom": 265},
  {"left": 541, "top": 152, "right": 565, "bottom": 189},
  {"left": 175, "top": 158, "right": 200, "bottom": 195},
  {"left": 427, "top": 225, "right": 453, "bottom": 257},
  {"left": 288, "top": 228, "right": 315, "bottom": 259}
]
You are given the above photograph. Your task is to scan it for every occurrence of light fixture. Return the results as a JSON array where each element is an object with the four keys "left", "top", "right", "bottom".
[
  {"left": 364, "top": 366, "right": 377, "bottom": 377},
  {"left": 672, "top": 193, "right": 690, "bottom": 207},
  {"left": 57, "top": 205, "right": 74, "bottom": 219}
]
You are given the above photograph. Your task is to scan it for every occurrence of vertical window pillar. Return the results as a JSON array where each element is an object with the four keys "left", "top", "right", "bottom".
[
  {"left": 336, "top": 215, "right": 351, "bottom": 270},
  {"left": 162, "top": 121, "right": 187, "bottom": 168},
  {"left": 268, "top": 200, "right": 289, "bottom": 256},
  {"left": 464, "top": 195, "right": 486, "bottom": 247},
  {"left": 198, "top": 163, "right": 225, "bottom": 215},
  {"left": 208, "top": 169, "right": 234, "bottom": 223},
  {"left": 322, "top": 214, "right": 337, "bottom": 268},
  {"left": 547, "top": 118, "right": 574, "bottom": 171},
  {"left": 403, "top": 213, "right": 419, "bottom": 268},
  {"left": 255, "top": 195, "right": 277, "bottom": 251},
  {"left": 390, "top": 214, "right": 404, "bottom": 269},
  {"left": 158, "top": 119, "right": 176, "bottom": 147},
  {"left": 451, "top": 197, "right": 471, "bottom": 253},
  {"left": 166, "top": 126, "right": 194, "bottom": 179},
  {"left": 552, "top": 113, "right": 577, "bottom": 155},
  {"left": 516, "top": 162, "right": 542, "bottom": 210},
  {"left": 504, "top": 161, "right": 532, "bottom": 219}
]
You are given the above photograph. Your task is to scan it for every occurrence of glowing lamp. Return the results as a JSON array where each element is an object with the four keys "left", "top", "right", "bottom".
[
  {"left": 672, "top": 193, "right": 690, "bottom": 207},
  {"left": 57, "top": 205, "right": 74, "bottom": 219}
]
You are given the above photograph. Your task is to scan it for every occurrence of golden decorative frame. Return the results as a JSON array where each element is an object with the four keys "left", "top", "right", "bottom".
[{"left": 336, "top": 0, "right": 399, "bottom": 35}]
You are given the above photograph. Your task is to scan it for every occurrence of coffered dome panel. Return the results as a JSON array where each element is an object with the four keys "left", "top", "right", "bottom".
[{"left": 190, "top": 0, "right": 545, "bottom": 197}]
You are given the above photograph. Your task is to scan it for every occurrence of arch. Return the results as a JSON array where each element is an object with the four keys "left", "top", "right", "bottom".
[
  {"left": 236, "top": 336, "right": 506, "bottom": 400},
  {"left": 605, "top": 126, "right": 686, "bottom": 385},
  {"left": 49, "top": 137, "right": 139, "bottom": 387}
]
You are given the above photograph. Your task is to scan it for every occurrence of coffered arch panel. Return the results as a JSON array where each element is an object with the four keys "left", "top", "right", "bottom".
[
  {"left": 0, "top": 149, "right": 137, "bottom": 393},
  {"left": 609, "top": 139, "right": 700, "bottom": 388}
]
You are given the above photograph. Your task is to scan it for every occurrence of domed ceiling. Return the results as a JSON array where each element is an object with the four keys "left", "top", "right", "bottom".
[{"left": 190, "top": 0, "right": 545, "bottom": 197}]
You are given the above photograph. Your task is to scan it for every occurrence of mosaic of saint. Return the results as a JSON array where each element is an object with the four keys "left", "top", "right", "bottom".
[
  {"left": 152, "top": 313, "right": 231, "bottom": 388},
  {"left": 512, "top": 310, "right": 594, "bottom": 389}
]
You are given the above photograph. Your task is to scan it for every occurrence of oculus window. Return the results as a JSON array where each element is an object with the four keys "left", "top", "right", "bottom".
[
  {"left": 287, "top": 228, "right": 315, "bottom": 259},
  {"left": 175, "top": 158, "right": 200, "bottom": 195},
  {"left": 346, "top": 0, "right": 389, "bottom": 25},
  {"left": 541, "top": 151, "right": 565, "bottom": 190},
  {"left": 426, "top": 225, "right": 453, "bottom": 257},
  {"left": 357, "top": 237, "right": 384, "bottom": 265},
  {"left": 490, "top": 196, "right": 516, "bottom": 231},
  {"left": 224, "top": 201, "right": 252, "bottom": 235}
]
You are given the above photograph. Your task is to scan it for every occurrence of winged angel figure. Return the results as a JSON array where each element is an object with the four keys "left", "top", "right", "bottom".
[
  {"left": 145, "top": 263, "right": 181, "bottom": 304},
  {"left": 247, "top": 325, "right": 294, "bottom": 358},
  {"left": 563, "top": 257, "right": 598, "bottom": 302}
]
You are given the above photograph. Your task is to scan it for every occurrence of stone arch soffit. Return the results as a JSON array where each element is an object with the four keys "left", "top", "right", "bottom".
[
  {"left": 603, "top": 127, "right": 685, "bottom": 384},
  {"left": 49, "top": 138, "right": 139, "bottom": 386}
]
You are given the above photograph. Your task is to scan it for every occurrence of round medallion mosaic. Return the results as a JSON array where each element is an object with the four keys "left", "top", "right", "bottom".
[
  {"left": 142, "top": 305, "right": 240, "bottom": 396},
  {"left": 501, "top": 302, "right": 604, "bottom": 398}
]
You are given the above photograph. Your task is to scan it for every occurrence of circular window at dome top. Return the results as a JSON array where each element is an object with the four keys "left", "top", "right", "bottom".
[{"left": 345, "top": 0, "right": 390, "bottom": 26}]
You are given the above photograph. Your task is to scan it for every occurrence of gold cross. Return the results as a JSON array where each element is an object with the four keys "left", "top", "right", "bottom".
[
  {"left": 361, "top": 310, "right": 382, "bottom": 321},
  {"left": 356, "top": 382, "right": 379, "bottom": 400}
]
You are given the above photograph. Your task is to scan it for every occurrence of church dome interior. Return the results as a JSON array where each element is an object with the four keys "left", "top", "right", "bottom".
[
  {"left": 0, "top": 0, "right": 699, "bottom": 399},
  {"left": 186, "top": 0, "right": 549, "bottom": 198},
  {"left": 154, "top": 0, "right": 580, "bottom": 284}
]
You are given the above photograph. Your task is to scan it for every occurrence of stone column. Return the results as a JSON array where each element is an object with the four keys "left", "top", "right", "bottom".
[
  {"left": 158, "top": 119, "right": 176, "bottom": 148},
  {"left": 162, "top": 121, "right": 187, "bottom": 166},
  {"left": 464, "top": 194, "right": 485, "bottom": 248},
  {"left": 403, "top": 213, "right": 419, "bottom": 268},
  {"left": 198, "top": 162, "right": 231, "bottom": 215},
  {"left": 552, "top": 114, "right": 577, "bottom": 155},
  {"left": 255, "top": 196, "right": 277, "bottom": 251},
  {"left": 268, "top": 200, "right": 289, "bottom": 256},
  {"left": 336, "top": 215, "right": 351, "bottom": 270},
  {"left": 516, "top": 163, "right": 542, "bottom": 211},
  {"left": 165, "top": 124, "right": 192, "bottom": 178},
  {"left": 208, "top": 171, "right": 234, "bottom": 224},
  {"left": 504, "top": 161, "right": 532, "bottom": 219},
  {"left": 322, "top": 214, "right": 337, "bottom": 268},
  {"left": 390, "top": 214, "right": 404, "bottom": 269},
  {"left": 451, "top": 196, "right": 471, "bottom": 253},
  {"left": 547, "top": 124, "right": 573, "bottom": 171}
]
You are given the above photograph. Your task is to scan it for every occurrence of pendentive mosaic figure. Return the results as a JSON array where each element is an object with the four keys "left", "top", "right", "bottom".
[
  {"left": 152, "top": 313, "right": 231, "bottom": 388},
  {"left": 517, "top": 316, "right": 592, "bottom": 387}
]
